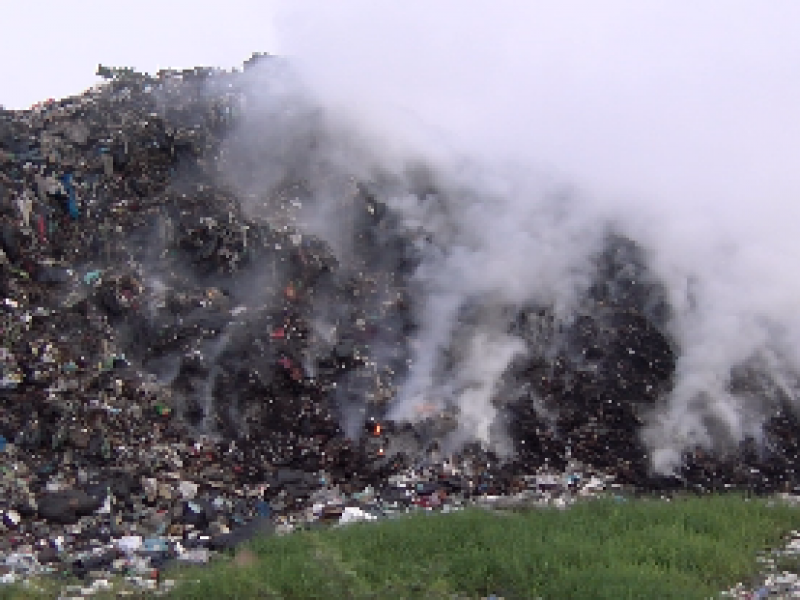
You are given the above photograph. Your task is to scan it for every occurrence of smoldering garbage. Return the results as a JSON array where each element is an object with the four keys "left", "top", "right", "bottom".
[{"left": 1, "top": 57, "right": 800, "bottom": 596}]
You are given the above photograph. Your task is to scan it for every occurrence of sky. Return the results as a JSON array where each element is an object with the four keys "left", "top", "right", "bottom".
[{"left": 0, "top": 1, "right": 278, "bottom": 109}]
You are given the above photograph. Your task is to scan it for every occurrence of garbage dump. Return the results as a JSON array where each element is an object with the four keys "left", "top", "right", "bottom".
[{"left": 2, "top": 56, "right": 800, "bottom": 596}]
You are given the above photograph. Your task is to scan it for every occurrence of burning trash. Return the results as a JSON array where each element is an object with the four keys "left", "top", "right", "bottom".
[{"left": 0, "top": 48, "right": 798, "bottom": 598}]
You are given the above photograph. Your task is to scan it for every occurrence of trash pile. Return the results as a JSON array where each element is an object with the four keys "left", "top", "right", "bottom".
[{"left": 2, "top": 55, "right": 800, "bottom": 595}]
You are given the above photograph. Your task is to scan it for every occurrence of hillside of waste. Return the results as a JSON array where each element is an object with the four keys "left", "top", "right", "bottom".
[{"left": 1, "top": 55, "right": 800, "bottom": 592}]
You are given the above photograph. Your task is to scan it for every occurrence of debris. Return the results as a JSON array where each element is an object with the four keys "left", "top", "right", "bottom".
[{"left": 0, "top": 55, "right": 796, "bottom": 599}]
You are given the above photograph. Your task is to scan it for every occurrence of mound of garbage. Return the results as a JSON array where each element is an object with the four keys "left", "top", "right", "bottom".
[{"left": 1, "top": 55, "right": 800, "bottom": 593}]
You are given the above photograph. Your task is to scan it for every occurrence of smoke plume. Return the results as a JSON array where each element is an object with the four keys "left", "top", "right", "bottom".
[{"left": 223, "top": 2, "right": 800, "bottom": 472}]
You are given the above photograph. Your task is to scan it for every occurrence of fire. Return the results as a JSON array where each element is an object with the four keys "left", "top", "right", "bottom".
[{"left": 375, "top": 423, "right": 382, "bottom": 435}]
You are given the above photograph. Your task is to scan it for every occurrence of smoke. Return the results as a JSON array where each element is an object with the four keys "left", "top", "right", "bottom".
[{"left": 220, "top": 1, "right": 800, "bottom": 472}]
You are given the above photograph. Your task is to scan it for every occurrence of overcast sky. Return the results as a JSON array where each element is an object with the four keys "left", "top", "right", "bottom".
[{"left": 0, "top": 1, "right": 278, "bottom": 110}]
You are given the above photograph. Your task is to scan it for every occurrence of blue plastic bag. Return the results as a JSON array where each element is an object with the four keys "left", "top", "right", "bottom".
[
  {"left": 256, "top": 500, "right": 271, "bottom": 518},
  {"left": 60, "top": 173, "right": 79, "bottom": 219}
]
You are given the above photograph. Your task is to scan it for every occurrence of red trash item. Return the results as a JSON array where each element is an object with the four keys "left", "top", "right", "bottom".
[{"left": 37, "top": 214, "right": 47, "bottom": 242}]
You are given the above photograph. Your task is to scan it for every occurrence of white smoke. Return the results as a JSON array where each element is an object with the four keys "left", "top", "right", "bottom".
[{"left": 257, "top": 1, "right": 800, "bottom": 471}]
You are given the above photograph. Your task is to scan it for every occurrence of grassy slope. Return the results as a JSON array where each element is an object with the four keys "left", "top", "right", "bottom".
[{"left": 3, "top": 495, "right": 799, "bottom": 599}]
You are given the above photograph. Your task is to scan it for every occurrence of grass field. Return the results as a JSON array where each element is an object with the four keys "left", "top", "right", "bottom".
[{"left": 3, "top": 494, "right": 800, "bottom": 599}]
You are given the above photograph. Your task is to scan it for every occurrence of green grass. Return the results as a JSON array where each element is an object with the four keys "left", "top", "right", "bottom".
[{"left": 3, "top": 494, "right": 799, "bottom": 599}]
